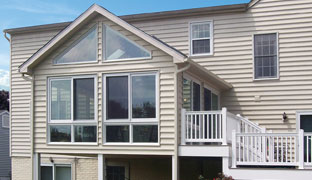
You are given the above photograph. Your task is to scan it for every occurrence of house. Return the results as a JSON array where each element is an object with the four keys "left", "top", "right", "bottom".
[
  {"left": 0, "top": 110, "right": 11, "bottom": 180},
  {"left": 3, "top": 0, "right": 312, "bottom": 179}
]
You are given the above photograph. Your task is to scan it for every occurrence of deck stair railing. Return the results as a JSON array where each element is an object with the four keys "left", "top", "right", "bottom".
[{"left": 180, "top": 108, "right": 264, "bottom": 146}]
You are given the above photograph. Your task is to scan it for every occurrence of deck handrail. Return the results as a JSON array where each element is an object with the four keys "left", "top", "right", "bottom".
[{"left": 236, "top": 114, "right": 265, "bottom": 133}]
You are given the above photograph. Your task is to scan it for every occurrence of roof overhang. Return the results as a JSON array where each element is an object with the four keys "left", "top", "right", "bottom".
[
  {"left": 18, "top": 4, "right": 187, "bottom": 74},
  {"left": 3, "top": 3, "right": 250, "bottom": 35},
  {"left": 186, "top": 59, "right": 232, "bottom": 91}
]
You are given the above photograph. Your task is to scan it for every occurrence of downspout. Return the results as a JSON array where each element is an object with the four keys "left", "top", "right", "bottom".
[
  {"left": 3, "top": 32, "right": 13, "bottom": 164},
  {"left": 173, "top": 59, "right": 191, "bottom": 180},
  {"left": 21, "top": 73, "right": 34, "bottom": 179}
]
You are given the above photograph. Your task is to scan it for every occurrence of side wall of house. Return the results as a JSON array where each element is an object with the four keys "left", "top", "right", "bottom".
[
  {"left": 130, "top": 0, "right": 312, "bottom": 132},
  {"left": 32, "top": 15, "right": 176, "bottom": 155},
  {"left": 0, "top": 113, "right": 11, "bottom": 178},
  {"left": 10, "top": 27, "right": 65, "bottom": 179}
]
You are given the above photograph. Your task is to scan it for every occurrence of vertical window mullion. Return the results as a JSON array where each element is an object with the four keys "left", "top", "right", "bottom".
[
  {"left": 71, "top": 124, "right": 74, "bottom": 143},
  {"left": 71, "top": 78, "right": 74, "bottom": 143},
  {"left": 71, "top": 78, "right": 74, "bottom": 122},
  {"left": 128, "top": 74, "right": 132, "bottom": 143}
]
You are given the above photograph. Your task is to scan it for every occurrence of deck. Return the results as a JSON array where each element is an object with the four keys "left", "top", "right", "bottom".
[{"left": 180, "top": 108, "right": 312, "bottom": 170}]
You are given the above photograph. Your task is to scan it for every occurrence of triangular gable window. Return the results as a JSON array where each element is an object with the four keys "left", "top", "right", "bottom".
[
  {"left": 104, "top": 25, "right": 151, "bottom": 60},
  {"left": 54, "top": 26, "right": 97, "bottom": 64}
]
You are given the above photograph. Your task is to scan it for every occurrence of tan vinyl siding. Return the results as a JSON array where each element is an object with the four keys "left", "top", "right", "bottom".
[
  {"left": 10, "top": 29, "right": 63, "bottom": 157},
  {"left": 32, "top": 16, "right": 176, "bottom": 155},
  {"left": 129, "top": 0, "right": 312, "bottom": 132}
]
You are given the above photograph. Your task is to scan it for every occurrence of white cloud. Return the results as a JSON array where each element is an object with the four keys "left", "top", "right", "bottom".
[
  {"left": 0, "top": 53, "right": 10, "bottom": 68},
  {"left": 2, "top": 0, "right": 79, "bottom": 16},
  {"left": 0, "top": 69, "right": 10, "bottom": 91}
]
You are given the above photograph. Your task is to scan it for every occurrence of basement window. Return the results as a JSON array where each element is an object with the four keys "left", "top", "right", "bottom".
[{"left": 41, "top": 164, "right": 72, "bottom": 180}]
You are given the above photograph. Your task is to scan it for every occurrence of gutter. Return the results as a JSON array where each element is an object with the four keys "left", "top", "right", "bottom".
[
  {"left": 4, "top": 32, "right": 10, "bottom": 42},
  {"left": 21, "top": 74, "right": 35, "bottom": 180}
]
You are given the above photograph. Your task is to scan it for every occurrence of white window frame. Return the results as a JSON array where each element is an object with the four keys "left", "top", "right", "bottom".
[
  {"left": 2, "top": 114, "right": 9, "bottom": 128},
  {"left": 253, "top": 32, "right": 280, "bottom": 81},
  {"left": 53, "top": 24, "right": 99, "bottom": 65},
  {"left": 203, "top": 84, "right": 220, "bottom": 111},
  {"left": 183, "top": 73, "right": 202, "bottom": 111},
  {"left": 103, "top": 72, "right": 159, "bottom": 145},
  {"left": 183, "top": 73, "right": 220, "bottom": 111},
  {"left": 296, "top": 111, "right": 312, "bottom": 132},
  {"left": 189, "top": 21, "right": 213, "bottom": 56},
  {"left": 47, "top": 75, "right": 98, "bottom": 145},
  {"left": 102, "top": 24, "right": 152, "bottom": 62},
  {"left": 41, "top": 163, "right": 72, "bottom": 180}
]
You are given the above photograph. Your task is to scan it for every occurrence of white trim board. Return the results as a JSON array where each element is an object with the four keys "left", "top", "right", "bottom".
[{"left": 179, "top": 145, "right": 230, "bottom": 157}]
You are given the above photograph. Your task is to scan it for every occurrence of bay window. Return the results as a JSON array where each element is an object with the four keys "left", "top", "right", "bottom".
[
  {"left": 104, "top": 72, "right": 158, "bottom": 144},
  {"left": 48, "top": 76, "right": 97, "bottom": 143}
]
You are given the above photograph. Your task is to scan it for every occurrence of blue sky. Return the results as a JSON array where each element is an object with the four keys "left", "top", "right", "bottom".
[{"left": 0, "top": 0, "right": 249, "bottom": 90}]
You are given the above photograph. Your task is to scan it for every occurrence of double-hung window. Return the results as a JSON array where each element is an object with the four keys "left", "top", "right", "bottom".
[
  {"left": 254, "top": 33, "right": 278, "bottom": 79},
  {"left": 190, "top": 21, "right": 213, "bottom": 56},
  {"left": 48, "top": 76, "right": 97, "bottom": 143},
  {"left": 103, "top": 72, "right": 158, "bottom": 144}
]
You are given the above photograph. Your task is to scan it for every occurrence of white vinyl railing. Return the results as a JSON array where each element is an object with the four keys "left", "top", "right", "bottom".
[
  {"left": 232, "top": 130, "right": 306, "bottom": 169},
  {"left": 236, "top": 114, "right": 264, "bottom": 133},
  {"left": 181, "top": 109, "right": 226, "bottom": 144},
  {"left": 180, "top": 108, "right": 264, "bottom": 146}
]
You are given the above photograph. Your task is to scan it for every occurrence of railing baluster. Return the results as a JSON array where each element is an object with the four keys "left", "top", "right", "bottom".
[
  {"left": 190, "top": 114, "right": 193, "bottom": 140},
  {"left": 306, "top": 135, "right": 309, "bottom": 163},
  {"left": 218, "top": 114, "right": 221, "bottom": 139},
  {"left": 202, "top": 114, "right": 205, "bottom": 140},
  {"left": 310, "top": 136, "right": 312, "bottom": 163},
  {"left": 243, "top": 136, "right": 245, "bottom": 162},
  {"left": 238, "top": 135, "right": 241, "bottom": 162},
  {"left": 286, "top": 137, "right": 288, "bottom": 163},
  {"left": 186, "top": 114, "right": 189, "bottom": 140}
]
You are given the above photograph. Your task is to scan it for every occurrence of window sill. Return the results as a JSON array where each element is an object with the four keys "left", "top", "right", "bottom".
[
  {"left": 189, "top": 54, "right": 214, "bottom": 59},
  {"left": 53, "top": 60, "right": 98, "bottom": 66},
  {"left": 102, "top": 56, "right": 152, "bottom": 63},
  {"left": 253, "top": 77, "right": 280, "bottom": 82},
  {"left": 103, "top": 142, "right": 160, "bottom": 146},
  {"left": 47, "top": 142, "right": 98, "bottom": 146}
]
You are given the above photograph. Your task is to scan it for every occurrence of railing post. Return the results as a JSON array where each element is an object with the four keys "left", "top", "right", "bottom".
[
  {"left": 298, "top": 129, "right": 304, "bottom": 169},
  {"left": 181, "top": 109, "right": 186, "bottom": 145},
  {"left": 232, "top": 130, "right": 237, "bottom": 168},
  {"left": 222, "top": 107, "right": 227, "bottom": 145}
]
